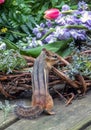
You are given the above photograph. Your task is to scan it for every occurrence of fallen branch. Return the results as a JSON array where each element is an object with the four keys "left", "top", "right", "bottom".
[{"left": 52, "top": 66, "right": 79, "bottom": 88}]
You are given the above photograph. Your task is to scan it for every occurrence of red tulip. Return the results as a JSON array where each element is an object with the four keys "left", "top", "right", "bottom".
[
  {"left": 44, "top": 8, "right": 60, "bottom": 20},
  {"left": 0, "top": 0, "right": 5, "bottom": 4}
]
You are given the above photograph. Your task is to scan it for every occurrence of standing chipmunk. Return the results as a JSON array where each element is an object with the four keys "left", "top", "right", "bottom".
[{"left": 14, "top": 49, "right": 58, "bottom": 119}]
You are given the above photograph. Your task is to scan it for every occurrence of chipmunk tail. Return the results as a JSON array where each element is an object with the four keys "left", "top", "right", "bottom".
[{"left": 14, "top": 105, "right": 43, "bottom": 119}]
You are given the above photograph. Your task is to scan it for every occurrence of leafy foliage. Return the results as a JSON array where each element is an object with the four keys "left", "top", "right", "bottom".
[
  {"left": 0, "top": 100, "right": 13, "bottom": 123},
  {"left": 0, "top": 0, "right": 36, "bottom": 41},
  {"left": 65, "top": 53, "right": 91, "bottom": 79},
  {"left": 0, "top": 0, "right": 91, "bottom": 42},
  {"left": 3, "top": 38, "right": 72, "bottom": 57},
  {"left": 0, "top": 49, "right": 26, "bottom": 73}
]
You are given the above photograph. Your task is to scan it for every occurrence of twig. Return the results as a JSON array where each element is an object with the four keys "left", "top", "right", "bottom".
[
  {"left": 49, "top": 80, "right": 63, "bottom": 86},
  {"left": 52, "top": 66, "right": 79, "bottom": 88},
  {"left": 27, "top": 63, "right": 34, "bottom": 67},
  {"left": 77, "top": 75, "right": 87, "bottom": 93},
  {"left": 0, "top": 82, "right": 15, "bottom": 98},
  {"left": 23, "top": 55, "right": 35, "bottom": 63},
  {"left": 56, "top": 54, "right": 70, "bottom": 65},
  {"left": 53, "top": 87, "right": 67, "bottom": 103},
  {"left": 0, "top": 73, "right": 31, "bottom": 81},
  {"left": 81, "top": 50, "right": 91, "bottom": 55},
  {"left": 65, "top": 93, "right": 74, "bottom": 106}
]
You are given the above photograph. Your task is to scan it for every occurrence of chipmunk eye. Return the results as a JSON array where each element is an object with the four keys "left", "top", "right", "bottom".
[{"left": 53, "top": 55, "right": 57, "bottom": 58}]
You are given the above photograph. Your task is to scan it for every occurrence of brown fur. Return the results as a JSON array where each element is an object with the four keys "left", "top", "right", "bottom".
[{"left": 14, "top": 49, "right": 57, "bottom": 119}]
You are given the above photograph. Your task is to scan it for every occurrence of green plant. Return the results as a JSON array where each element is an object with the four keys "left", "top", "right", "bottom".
[
  {"left": 0, "top": 100, "right": 13, "bottom": 123},
  {"left": 65, "top": 53, "right": 91, "bottom": 79},
  {"left": 0, "top": 0, "right": 36, "bottom": 41},
  {"left": 0, "top": 49, "right": 26, "bottom": 73}
]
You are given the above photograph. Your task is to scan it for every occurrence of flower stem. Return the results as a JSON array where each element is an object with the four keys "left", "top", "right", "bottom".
[
  {"left": 9, "top": 30, "right": 27, "bottom": 37},
  {"left": 66, "top": 25, "right": 88, "bottom": 30},
  {"left": 62, "top": 10, "right": 75, "bottom": 14},
  {"left": 40, "top": 28, "right": 55, "bottom": 41},
  {"left": 40, "top": 25, "right": 88, "bottom": 41}
]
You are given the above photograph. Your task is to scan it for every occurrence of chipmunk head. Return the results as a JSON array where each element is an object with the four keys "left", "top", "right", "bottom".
[
  {"left": 45, "top": 55, "right": 58, "bottom": 69},
  {"left": 42, "top": 48, "right": 58, "bottom": 69}
]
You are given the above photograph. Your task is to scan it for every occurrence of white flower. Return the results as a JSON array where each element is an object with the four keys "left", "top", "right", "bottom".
[{"left": 81, "top": 11, "right": 91, "bottom": 23}]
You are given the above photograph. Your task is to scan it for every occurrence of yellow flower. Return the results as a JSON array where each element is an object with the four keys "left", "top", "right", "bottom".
[{"left": 1, "top": 27, "right": 8, "bottom": 33}]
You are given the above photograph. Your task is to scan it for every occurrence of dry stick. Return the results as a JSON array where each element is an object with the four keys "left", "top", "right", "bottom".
[
  {"left": 4, "top": 83, "right": 32, "bottom": 95},
  {"left": 18, "top": 84, "right": 32, "bottom": 89},
  {"left": 85, "top": 80, "right": 91, "bottom": 83},
  {"left": 86, "top": 83, "right": 91, "bottom": 87},
  {"left": 52, "top": 66, "right": 79, "bottom": 88},
  {"left": 13, "top": 69, "right": 31, "bottom": 74},
  {"left": 48, "top": 80, "right": 63, "bottom": 86},
  {"left": 65, "top": 93, "right": 75, "bottom": 106},
  {"left": 0, "top": 76, "right": 7, "bottom": 81},
  {"left": 86, "top": 82, "right": 91, "bottom": 85},
  {"left": 53, "top": 87, "right": 74, "bottom": 106},
  {"left": 81, "top": 50, "right": 91, "bottom": 54},
  {"left": 23, "top": 55, "right": 35, "bottom": 63},
  {"left": 6, "top": 73, "right": 31, "bottom": 79},
  {"left": 27, "top": 62, "right": 34, "bottom": 67},
  {"left": 0, "top": 82, "right": 15, "bottom": 98},
  {"left": 77, "top": 75, "right": 87, "bottom": 93},
  {"left": 55, "top": 54, "right": 70, "bottom": 65},
  {"left": 53, "top": 87, "right": 67, "bottom": 103}
]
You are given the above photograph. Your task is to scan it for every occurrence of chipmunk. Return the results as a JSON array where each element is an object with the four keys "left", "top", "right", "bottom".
[{"left": 14, "top": 49, "right": 58, "bottom": 119}]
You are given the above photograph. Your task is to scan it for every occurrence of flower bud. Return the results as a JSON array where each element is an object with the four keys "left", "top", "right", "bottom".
[
  {"left": 0, "top": 0, "right": 5, "bottom": 4},
  {"left": 44, "top": 8, "right": 60, "bottom": 20}
]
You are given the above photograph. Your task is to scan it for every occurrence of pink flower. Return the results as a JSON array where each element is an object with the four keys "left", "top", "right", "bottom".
[
  {"left": 0, "top": 0, "right": 5, "bottom": 4},
  {"left": 44, "top": 8, "right": 60, "bottom": 20}
]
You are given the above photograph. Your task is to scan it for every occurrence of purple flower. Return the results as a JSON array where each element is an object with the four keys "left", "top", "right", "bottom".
[
  {"left": 54, "top": 26, "right": 61, "bottom": 36},
  {"left": 46, "top": 20, "right": 52, "bottom": 28},
  {"left": 80, "top": 11, "right": 91, "bottom": 29},
  {"left": 74, "top": 10, "right": 81, "bottom": 16},
  {"left": 54, "top": 26, "right": 70, "bottom": 40},
  {"left": 31, "top": 2, "right": 90, "bottom": 47},
  {"left": 41, "top": 29, "right": 48, "bottom": 35},
  {"left": 31, "top": 38, "right": 37, "bottom": 47},
  {"left": 66, "top": 16, "right": 76, "bottom": 25},
  {"left": 31, "top": 38, "right": 43, "bottom": 47},
  {"left": 57, "top": 29, "right": 70, "bottom": 40},
  {"left": 77, "top": 33, "right": 86, "bottom": 40},
  {"left": 70, "top": 29, "right": 86, "bottom": 40},
  {"left": 55, "top": 16, "right": 65, "bottom": 25},
  {"left": 32, "top": 27, "right": 39, "bottom": 35},
  {"left": 86, "top": 20, "right": 91, "bottom": 27},
  {"left": 78, "top": 1, "right": 88, "bottom": 11},
  {"left": 74, "top": 17, "right": 82, "bottom": 25},
  {"left": 45, "top": 34, "right": 56, "bottom": 43},
  {"left": 62, "top": 5, "right": 70, "bottom": 11},
  {"left": 36, "top": 32, "right": 42, "bottom": 39},
  {"left": 40, "top": 23, "right": 45, "bottom": 28},
  {"left": 37, "top": 40, "right": 43, "bottom": 46},
  {"left": 80, "top": 11, "right": 89, "bottom": 23}
]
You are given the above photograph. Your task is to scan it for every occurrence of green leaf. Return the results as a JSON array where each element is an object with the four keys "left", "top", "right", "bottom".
[
  {"left": 3, "top": 39, "right": 19, "bottom": 50},
  {"left": 8, "top": 34, "right": 15, "bottom": 41},
  {"left": 26, "top": 22, "right": 33, "bottom": 30},
  {"left": 20, "top": 39, "right": 72, "bottom": 57},
  {"left": 1, "top": 13, "right": 8, "bottom": 23},
  {"left": 3, "top": 39, "right": 72, "bottom": 57},
  {"left": 57, "top": 48, "right": 72, "bottom": 57},
  {"left": 55, "top": 1, "right": 65, "bottom": 8},
  {"left": 28, "top": 15, "right": 36, "bottom": 25},
  {"left": 20, "top": 25, "right": 30, "bottom": 34}
]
